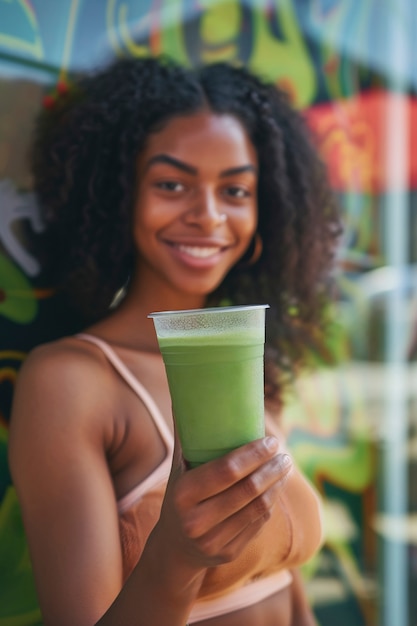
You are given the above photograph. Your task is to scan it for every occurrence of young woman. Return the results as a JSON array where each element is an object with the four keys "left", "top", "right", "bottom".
[{"left": 8, "top": 57, "right": 341, "bottom": 625}]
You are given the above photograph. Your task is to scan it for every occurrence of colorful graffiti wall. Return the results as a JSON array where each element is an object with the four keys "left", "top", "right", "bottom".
[{"left": 1, "top": 1, "right": 416, "bottom": 625}]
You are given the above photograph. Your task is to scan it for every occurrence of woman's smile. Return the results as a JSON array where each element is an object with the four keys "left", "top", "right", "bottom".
[
  {"left": 176, "top": 245, "right": 221, "bottom": 259},
  {"left": 163, "top": 236, "right": 232, "bottom": 266}
]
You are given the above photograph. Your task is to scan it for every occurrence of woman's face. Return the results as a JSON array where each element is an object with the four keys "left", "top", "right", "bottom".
[{"left": 133, "top": 110, "right": 258, "bottom": 302}]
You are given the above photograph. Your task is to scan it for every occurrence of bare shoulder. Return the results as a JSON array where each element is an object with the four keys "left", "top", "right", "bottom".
[
  {"left": 13, "top": 336, "right": 115, "bottom": 411},
  {"left": 18, "top": 334, "right": 108, "bottom": 373},
  {"left": 8, "top": 336, "right": 118, "bottom": 469}
]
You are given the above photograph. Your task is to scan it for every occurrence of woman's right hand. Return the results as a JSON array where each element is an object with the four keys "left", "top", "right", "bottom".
[
  {"left": 149, "top": 432, "right": 293, "bottom": 582},
  {"left": 104, "top": 432, "right": 296, "bottom": 626}
]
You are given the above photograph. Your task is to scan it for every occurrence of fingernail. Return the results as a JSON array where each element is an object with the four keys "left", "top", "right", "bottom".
[
  {"left": 277, "top": 454, "right": 292, "bottom": 471},
  {"left": 265, "top": 437, "right": 279, "bottom": 452}
]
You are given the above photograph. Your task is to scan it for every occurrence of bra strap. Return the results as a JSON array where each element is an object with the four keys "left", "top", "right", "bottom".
[{"left": 75, "top": 333, "right": 173, "bottom": 453}]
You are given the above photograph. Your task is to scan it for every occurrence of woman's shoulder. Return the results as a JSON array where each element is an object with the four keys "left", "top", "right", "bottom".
[
  {"left": 11, "top": 335, "right": 119, "bottom": 437},
  {"left": 20, "top": 334, "right": 113, "bottom": 383}
]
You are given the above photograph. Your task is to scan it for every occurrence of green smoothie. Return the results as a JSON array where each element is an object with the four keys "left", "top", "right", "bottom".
[{"left": 158, "top": 329, "right": 265, "bottom": 467}]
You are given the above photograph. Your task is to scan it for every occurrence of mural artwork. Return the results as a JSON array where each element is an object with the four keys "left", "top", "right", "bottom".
[{"left": 0, "top": 1, "right": 416, "bottom": 624}]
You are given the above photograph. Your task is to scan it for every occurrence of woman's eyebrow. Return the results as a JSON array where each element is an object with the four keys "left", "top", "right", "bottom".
[
  {"left": 145, "top": 154, "right": 197, "bottom": 175},
  {"left": 219, "top": 165, "right": 258, "bottom": 177},
  {"left": 145, "top": 155, "right": 257, "bottom": 178}
]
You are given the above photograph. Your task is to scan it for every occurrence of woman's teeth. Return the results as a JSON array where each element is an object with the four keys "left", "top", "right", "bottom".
[{"left": 176, "top": 245, "right": 221, "bottom": 258}]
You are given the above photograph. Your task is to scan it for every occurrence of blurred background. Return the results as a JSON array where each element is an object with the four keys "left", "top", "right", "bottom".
[{"left": 0, "top": 1, "right": 416, "bottom": 624}]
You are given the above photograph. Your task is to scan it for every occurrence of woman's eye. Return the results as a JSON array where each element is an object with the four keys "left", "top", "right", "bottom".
[
  {"left": 156, "top": 181, "right": 185, "bottom": 192},
  {"left": 225, "top": 186, "right": 250, "bottom": 199}
]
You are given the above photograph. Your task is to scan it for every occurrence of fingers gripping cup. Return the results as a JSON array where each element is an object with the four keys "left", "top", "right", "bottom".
[{"left": 149, "top": 305, "right": 269, "bottom": 468}]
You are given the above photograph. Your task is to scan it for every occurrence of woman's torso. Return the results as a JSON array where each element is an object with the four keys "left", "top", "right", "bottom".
[{"left": 74, "top": 333, "right": 293, "bottom": 626}]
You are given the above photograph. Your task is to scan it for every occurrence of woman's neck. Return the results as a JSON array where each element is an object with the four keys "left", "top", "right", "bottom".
[
  {"left": 124, "top": 267, "right": 208, "bottom": 316},
  {"left": 87, "top": 276, "right": 208, "bottom": 352}
]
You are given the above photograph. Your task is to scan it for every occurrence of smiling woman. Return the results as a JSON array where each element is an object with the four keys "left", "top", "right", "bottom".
[{"left": 8, "top": 56, "right": 341, "bottom": 626}]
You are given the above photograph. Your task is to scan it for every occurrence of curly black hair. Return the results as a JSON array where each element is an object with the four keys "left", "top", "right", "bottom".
[{"left": 31, "top": 55, "right": 342, "bottom": 405}]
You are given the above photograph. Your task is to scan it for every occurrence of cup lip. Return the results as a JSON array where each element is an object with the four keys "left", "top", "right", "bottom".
[{"left": 148, "top": 304, "right": 270, "bottom": 318}]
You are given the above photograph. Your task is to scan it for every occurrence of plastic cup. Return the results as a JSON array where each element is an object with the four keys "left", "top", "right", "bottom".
[{"left": 148, "top": 304, "right": 269, "bottom": 467}]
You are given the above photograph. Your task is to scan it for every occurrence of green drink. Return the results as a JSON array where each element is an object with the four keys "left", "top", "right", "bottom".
[{"left": 149, "top": 305, "right": 269, "bottom": 467}]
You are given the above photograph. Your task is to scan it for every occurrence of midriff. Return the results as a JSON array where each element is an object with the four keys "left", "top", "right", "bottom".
[{"left": 195, "top": 585, "right": 292, "bottom": 626}]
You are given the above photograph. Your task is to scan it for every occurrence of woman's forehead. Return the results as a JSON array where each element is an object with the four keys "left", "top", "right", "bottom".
[{"left": 138, "top": 111, "right": 257, "bottom": 169}]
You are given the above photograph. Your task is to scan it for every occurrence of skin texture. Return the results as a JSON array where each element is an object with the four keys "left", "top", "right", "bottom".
[{"left": 9, "top": 108, "right": 323, "bottom": 625}]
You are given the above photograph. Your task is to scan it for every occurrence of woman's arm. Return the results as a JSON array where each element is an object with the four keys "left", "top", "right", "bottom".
[{"left": 8, "top": 344, "right": 131, "bottom": 625}]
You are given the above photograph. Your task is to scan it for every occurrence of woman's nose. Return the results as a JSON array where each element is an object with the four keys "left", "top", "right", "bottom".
[{"left": 184, "top": 191, "right": 227, "bottom": 230}]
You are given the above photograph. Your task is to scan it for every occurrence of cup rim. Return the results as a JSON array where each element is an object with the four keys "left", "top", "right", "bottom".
[{"left": 148, "top": 304, "right": 269, "bottom": 318}]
